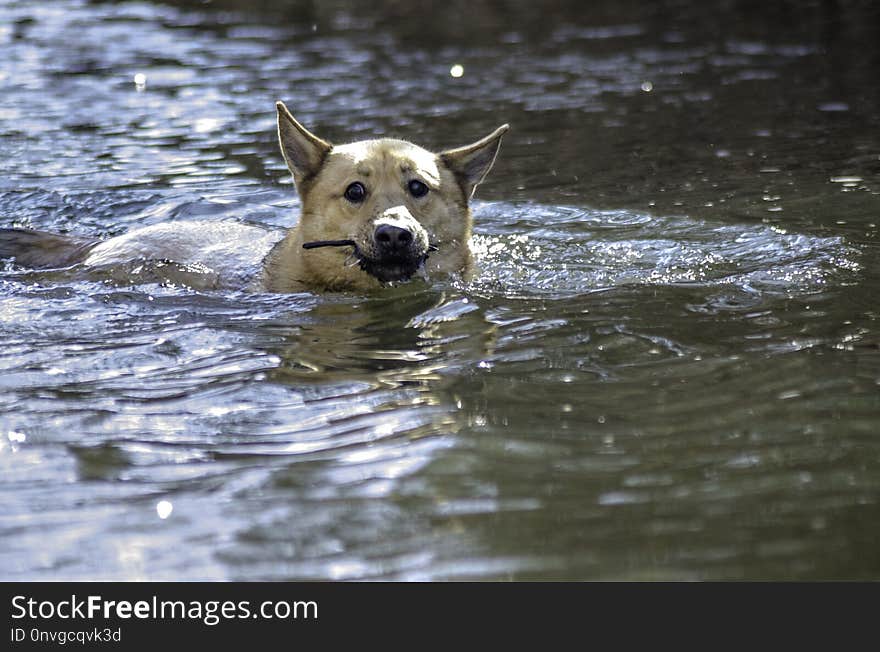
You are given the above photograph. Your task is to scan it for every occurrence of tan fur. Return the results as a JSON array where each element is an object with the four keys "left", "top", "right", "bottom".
[
  {"left": 263, "top": 101, "right": 509, "bottom": 292},
  {"left": 1, "top": 102, "right": 509, "bottom": 294}
]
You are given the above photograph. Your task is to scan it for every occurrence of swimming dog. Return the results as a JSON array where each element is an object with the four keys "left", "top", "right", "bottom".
[{"left": 0, "top": 102, "right": 509, "bottom": 292}]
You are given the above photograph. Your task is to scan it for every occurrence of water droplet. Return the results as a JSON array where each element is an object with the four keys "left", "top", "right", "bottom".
[
  {"left": 449, "top": 64, "right": 464, "bottom": 78},
  {"left": 156, "top": 500, "right": 173, "bottom": 520},
  {"left": 7, "top": 430, "right": 26, "bottom": 443},
  {"left": 194, "top": 117, "right": 222, "bottom": 133},
  {"left": 640, "top": 81, "right": 653, "bottom": 92}
]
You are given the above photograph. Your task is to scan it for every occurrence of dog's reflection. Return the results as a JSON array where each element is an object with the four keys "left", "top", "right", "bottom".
[{"left": 262, "top": 287, "right": 496, "bottom": 392}]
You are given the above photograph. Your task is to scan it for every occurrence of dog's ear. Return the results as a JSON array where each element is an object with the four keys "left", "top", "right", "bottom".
[
  {"left": 440, "top": 124, "right": 510, "bottom": 199},
  {"left": 276, "top": 101, "right": 332, "bottom": 186}
]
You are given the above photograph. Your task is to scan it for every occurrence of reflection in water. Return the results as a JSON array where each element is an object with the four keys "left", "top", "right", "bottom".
[{"left": 1, "top": 0, "right": 879, "bottom": 580}]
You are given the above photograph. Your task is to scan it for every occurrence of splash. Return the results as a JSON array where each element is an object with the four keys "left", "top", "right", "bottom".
[{"left": 468, "top": 201, "right": 860, "bottom": 298}]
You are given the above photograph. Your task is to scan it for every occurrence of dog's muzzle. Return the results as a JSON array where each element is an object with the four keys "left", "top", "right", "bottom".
[
  {"left": 357, "top": 229, "right": 428, "bottom": 283},
  {"left": 356, "top": 210, "right": 431, "bottom": 283},
  {"left": 302, "top": 208, "right": 435, "bottom": 284}
]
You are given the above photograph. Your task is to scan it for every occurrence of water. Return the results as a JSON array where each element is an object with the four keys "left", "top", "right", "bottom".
[{"left": 1, "top": 0, "right": 878, "bottom": 580}]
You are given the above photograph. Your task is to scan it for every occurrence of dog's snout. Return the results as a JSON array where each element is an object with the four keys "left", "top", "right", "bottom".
[{"left": 374, "top": 224, "right": 413, "bottom": 251}]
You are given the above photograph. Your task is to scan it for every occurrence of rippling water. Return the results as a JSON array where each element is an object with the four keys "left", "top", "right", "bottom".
[{"left": 1, "top": 0, "right": 879, "bottom": 580}]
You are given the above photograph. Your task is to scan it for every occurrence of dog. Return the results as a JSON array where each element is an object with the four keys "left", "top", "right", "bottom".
[{"left": 0, "top": 102, "right": 509, "bottom": 292}]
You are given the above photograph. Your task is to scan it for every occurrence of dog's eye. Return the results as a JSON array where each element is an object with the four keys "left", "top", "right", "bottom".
[
  {"left": 408, "top": 179, "right": 429, "bottom": 198},
  {"left": 344, "top": 182, "right": 366, "bottom": 203}
]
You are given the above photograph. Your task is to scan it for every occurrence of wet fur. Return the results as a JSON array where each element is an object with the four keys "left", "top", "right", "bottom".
[
  {"left": 1, "top": 102, "right": 509, "bottom": 293},
  {"left": 263, "top": 102, "right": 508, "bottom": 292},
  {"left": 0, "top": 228, "right": 95, "bottom": 268}
]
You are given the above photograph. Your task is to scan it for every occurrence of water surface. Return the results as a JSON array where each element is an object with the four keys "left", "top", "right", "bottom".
[{"left": 1, "top": 0, "right": 878, "bottom": 580}]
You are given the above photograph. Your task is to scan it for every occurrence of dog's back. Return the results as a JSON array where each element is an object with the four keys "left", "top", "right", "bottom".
[
  {"left": 1, "top": 221, "right": 285, "bottom": 290},
  {"left": 0, "top": 228, "right": 96, "bottom": 269}
]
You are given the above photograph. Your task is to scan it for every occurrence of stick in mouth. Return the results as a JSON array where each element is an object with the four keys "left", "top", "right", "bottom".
[
  {"left": 303, "top": 240, "right": 439, "bottom": 252},
  {"left": 301, "top": 239, "right": 441, "bottom": 283},
  {"left": 302, "top": 239, "right": 356, "bottom": 250}
]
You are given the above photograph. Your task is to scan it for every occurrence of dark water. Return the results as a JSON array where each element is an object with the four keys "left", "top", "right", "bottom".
[{"left": 1, "top": 0, "right": 878, "bottom": 580}]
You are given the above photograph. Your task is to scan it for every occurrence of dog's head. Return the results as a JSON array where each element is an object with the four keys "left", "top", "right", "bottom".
[{"left": 276, "top": 101, "right": 508, "bottom": 290}]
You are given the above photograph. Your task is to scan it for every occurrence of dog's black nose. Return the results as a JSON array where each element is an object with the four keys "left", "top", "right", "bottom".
[{"left": 374, "top": 224, "right": 413, "bottom": 252}]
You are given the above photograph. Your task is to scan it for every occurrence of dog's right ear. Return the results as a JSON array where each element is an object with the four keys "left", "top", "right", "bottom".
[
  {"left": 440, "top": 124, "right": 510, "bottom": 199},
  {"left": 276, "top": 101, "right": 332, "bottom": 186}
]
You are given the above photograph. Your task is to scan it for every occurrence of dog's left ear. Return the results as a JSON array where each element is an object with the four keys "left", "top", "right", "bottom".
[
  {"left": 276, "top": 101, "right": 332, "bottom": 187},
  {"left": 440, "top": 124, "right": 510, "bottom": 199}
]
